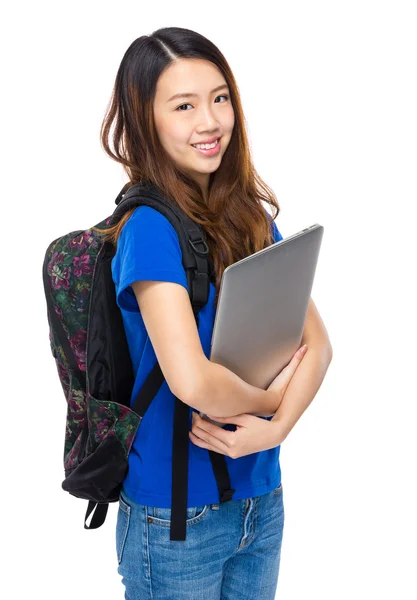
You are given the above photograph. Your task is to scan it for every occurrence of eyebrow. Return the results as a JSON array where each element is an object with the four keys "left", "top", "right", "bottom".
[{"left": 167, "top": 84, "right": 229, "bottom": 103}]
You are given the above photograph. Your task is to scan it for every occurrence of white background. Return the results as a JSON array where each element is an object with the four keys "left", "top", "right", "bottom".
[{"left": 2, "top": 1, "right": 416, "bottom": 598}]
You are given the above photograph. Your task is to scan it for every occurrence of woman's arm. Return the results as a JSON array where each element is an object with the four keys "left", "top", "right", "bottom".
[
  {"left": 194, "top": 359, "right": 279, "bottom": 418},
  {"left": 271, "top": 298, "right": 333, "bottom": 441},
  {"left": 271, "top": 342, "right": 332, "bottom": 442},
  {"left": 190, "top": 340, "right": 332, "bottom": 457},
  {"left": 189, "top": 298, "right": 333, "bottom": 457}
]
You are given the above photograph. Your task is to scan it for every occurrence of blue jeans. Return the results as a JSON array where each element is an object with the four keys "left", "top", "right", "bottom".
[{"left": 116, "top": 482, "right": 285, "bottom": 599}]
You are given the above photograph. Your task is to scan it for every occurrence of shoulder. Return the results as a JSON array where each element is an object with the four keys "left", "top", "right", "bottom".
[
  {"left": 111, "top": 204, "right": 188, "bottom": 308},
  {"left": 263, "top": 206, "right": 283, "bottom": 242},
  {"left": 125, "top": 204, "right": 180, "bottom": 241},
  {"left": 126, "top": 204, "right": 177, "bottom": 231},
  {"left": 271, "top": 219, "right": 283, "bottom": 242}
]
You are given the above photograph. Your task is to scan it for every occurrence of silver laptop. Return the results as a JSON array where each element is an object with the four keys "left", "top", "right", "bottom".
[{"left": 200, "top": 224, "right": 324, "bottom": 426}]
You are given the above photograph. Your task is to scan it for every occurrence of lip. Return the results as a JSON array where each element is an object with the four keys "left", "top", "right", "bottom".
[
  {"left": 191, "top": 137, "right": 221, "bottom": 156},
  {"left": 191, "top": 136, "right": 221, "bottom": 145}
]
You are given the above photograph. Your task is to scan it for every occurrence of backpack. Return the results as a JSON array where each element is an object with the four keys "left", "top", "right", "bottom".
[{"left": 42, "top": 180, "right": 236, "bottom": 541}]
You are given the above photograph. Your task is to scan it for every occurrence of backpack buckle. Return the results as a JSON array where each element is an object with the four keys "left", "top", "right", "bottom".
[
  {"left": 188, "top": 233, "right": 209, "bottom": 257},
  {"left": 189, "top": 237, "right": 209, "bottom": 256},
  {"left": 219, "top": 488, "right": 236, "bottom": 503}
]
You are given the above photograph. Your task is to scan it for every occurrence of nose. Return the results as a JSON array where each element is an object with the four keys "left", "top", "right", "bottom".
[{"left": 195, "top": 105, "right": 219, "bottom": 134}]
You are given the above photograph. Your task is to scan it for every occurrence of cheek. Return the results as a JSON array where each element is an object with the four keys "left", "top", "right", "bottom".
[
  {"left": 171, "top": 124, "right": 191, "bottom": 151},
  {"left": 155, "top": 115, "right": 184, "bottom": 147},
  {"left": 160, "top": 117, "right": 187, "bottom": 143},
  {"left": 220, "top": 115, "right": 235, "bottom": 152},
  {"left": 218, "top": 109, "right": 235, "bottom": 149},
  {"left": 225, "top": 109, "right": 235, "bottom": 133}
]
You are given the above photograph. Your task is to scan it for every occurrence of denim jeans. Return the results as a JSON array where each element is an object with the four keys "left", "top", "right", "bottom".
[{"left": 116, "top": 482, "right": 285, "bottom": 599}]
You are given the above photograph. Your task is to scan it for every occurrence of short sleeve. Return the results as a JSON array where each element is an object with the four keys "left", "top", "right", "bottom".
[
  {"left": 271, "top": 219, "right": 283, "bottom": 242},
  {"left": 111, "top": 206, "right": 189, "bottom": 313},
  {"left": 263, "top": 206, "right": 283, "bottom": 242}
]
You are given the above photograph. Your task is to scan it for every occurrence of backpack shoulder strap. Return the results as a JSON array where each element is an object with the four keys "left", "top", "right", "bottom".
[{"left": 110, "top": 181, "right": 210, "bottom": 316}]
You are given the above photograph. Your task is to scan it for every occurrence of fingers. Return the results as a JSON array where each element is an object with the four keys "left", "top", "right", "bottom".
[
  {"left": 189, "top": 431, "right": 227, "bottom": 456},
  {"left": 205, "top": 414, "right": 248, "bottom": 426},
  {"left": 289, "top": 344, "right": 308, "bottom": 368},
  {"left": 190, "top": 413, "right": 235, "bottom": 452},
  {"left": 297, "top": 344, "right": 308, "bottom": 358},
  {"left": 280, "top": 344, "right": 308, "bottom": 384}
]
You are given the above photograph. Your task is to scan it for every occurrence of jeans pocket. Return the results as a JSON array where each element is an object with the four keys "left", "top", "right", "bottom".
[
  {"left": 272, "top": 482, "right": 283, "bottom": 495},
  {"left": 116, "top": 494, "right": 131, "bottom": 564},
  {"left": 149, "top": 504, "right": 210, "bottom": 527}
]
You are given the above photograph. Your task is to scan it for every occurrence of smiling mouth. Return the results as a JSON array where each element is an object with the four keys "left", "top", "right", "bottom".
[
  {"left": 191, "top": 137, "right": 221, "bottom": 149},
  {"left": 190, "top": 138, "right": 222, "bottom": 158}
]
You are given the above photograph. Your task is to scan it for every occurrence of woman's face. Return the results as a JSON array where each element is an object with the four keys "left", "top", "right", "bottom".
[{"left": 153, "top": 58, "right": 235, "bottom": 195}]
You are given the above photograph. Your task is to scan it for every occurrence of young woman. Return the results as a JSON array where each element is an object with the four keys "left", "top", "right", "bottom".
[{"left": 99, "top": 26, "right": 332, "bottom": 600}]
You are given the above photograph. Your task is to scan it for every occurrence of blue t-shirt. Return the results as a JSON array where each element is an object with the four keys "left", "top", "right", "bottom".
[{"left": 111, "top": 205, "right": 284, "bottom": 508}]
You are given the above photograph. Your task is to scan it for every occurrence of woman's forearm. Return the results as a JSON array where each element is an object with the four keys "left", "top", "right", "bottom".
[
  {"left": 190, "top": 359, "right": 277, "bottom": 418},
  {"left": 271, "top": 343, "right": 333, "bottom": 442}
]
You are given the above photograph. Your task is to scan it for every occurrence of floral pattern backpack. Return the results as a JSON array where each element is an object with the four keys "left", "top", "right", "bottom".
[{"left": 42, "top": 180, "right": 235, "bottom": 541}]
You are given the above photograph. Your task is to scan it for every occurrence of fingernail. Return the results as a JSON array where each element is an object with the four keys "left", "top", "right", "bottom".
[{"left": 301, "top": 344, "right": 308, "bottom": 353}]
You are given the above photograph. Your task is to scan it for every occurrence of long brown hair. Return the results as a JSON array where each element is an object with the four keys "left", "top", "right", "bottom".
[{"left": 93, "top": 26, "right": 282, "bottom": 310}]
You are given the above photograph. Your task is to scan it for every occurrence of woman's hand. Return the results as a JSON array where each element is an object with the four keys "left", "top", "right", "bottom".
[
  {"left": 189, "top": 412, "right": 286, "bottom": 458},
  {"left": 267, "top": 343, "right": 309, "bottom": 412}
]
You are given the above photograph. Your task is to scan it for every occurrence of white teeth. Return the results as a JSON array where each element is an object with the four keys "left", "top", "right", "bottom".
[{"left": 192, "top": 138, "right": 219, "bottom": 150}]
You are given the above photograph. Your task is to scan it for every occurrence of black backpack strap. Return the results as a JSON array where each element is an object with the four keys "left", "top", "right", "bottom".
[
  {"left": 84, "top": 501, "right": 109, "bottom": 529},
  {"left": 114, "top": 182, "right": 132, "bottom": 206},
  {"left": 168, "top": 222, "right": 235, "bottom": 541},
  {"left": 111, "top": 182, "right": 235, "bottom": 541}
]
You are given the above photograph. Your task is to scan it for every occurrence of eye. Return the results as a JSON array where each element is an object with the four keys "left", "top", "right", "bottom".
[
  {"left": 215, "top": 94, "right": 229, "bottom": 103},
  {"left": 175, "top": 95, "right": 229, "bottom": 111},
  {"left": 176, "top": 103, "right": 193, "bottom": 112}
]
